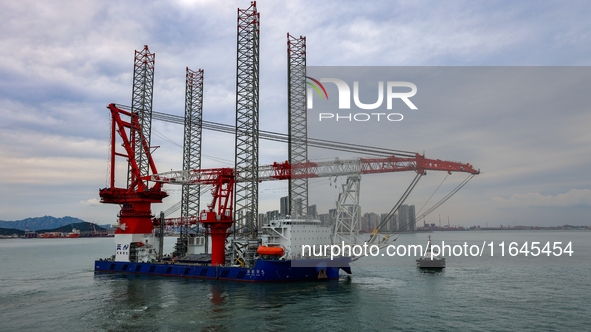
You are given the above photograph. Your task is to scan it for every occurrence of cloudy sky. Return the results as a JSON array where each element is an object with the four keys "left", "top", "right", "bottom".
[{"left": 1, "top": 0, "right": 590, "bottom": 227}]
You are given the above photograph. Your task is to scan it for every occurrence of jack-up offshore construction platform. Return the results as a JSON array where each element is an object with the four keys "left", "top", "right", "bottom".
[{"left": 94, "top": 1, "right": 480, "bottom": 282}]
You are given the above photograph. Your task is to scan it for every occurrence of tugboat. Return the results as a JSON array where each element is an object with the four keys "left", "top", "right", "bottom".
[{"left": 416, "top": 235, "right": 445, "bottom": 270}]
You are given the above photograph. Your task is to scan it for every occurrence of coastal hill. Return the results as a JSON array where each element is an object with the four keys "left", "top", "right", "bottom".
[
  {"left": 37, "top": 222, "right": 108, "bottom": 233},
  {"left": 0, "top": 216, "right": 95, "bottom": 231},
  {"left": 1, "top": 221, "right": 109, "bottom": 236},
  {"left": 0, "top": 227, "right": 25, "bottom": 236}
]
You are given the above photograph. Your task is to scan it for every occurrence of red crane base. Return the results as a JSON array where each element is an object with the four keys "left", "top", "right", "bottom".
[{"left": 200, "top": 211, "right": 232, "bottom": 266}]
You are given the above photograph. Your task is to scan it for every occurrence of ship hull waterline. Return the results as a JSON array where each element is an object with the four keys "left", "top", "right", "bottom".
[{"left": 94, "top": 257, "right": 352, "bottom": 282}]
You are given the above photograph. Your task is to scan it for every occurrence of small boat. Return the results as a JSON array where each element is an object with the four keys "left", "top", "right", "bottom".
[
  {"left": 416, "top": 235, "right": 445, "bottom": 270},
  {"left": 257, "top": 245, "right": 285, "bottom": 256}
]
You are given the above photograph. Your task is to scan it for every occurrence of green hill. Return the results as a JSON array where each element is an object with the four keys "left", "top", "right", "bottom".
[
  {"left": 37, "top": 222, "right": 108, "bottom": 233},
  {"left": 0, "top": 216, "right": 92, "bottom": 231},
  {"left": 0, "top": 227, "right": 25, "bottom": 236}
]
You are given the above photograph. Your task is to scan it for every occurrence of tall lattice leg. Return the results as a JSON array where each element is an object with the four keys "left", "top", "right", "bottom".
[{"left": 234, "top": 2, "right": 260, "bottom": 239}]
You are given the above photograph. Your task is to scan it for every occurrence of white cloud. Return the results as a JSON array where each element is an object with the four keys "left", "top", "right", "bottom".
[
  {"left": 79, "top": 198, "right": 101, "bottom": 206},
  {"left": 492, "top": 189, "right": 591, "bottom": 208}
]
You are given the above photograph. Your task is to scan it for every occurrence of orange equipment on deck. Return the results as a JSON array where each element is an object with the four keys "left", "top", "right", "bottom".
[{"left": 257, "top": 245, "right": 285, "bottom": 256}]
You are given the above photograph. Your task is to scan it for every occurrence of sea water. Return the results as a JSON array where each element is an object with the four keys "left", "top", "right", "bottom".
[{"left": 0, "top": 231, "right": 589, "bottom": 331}]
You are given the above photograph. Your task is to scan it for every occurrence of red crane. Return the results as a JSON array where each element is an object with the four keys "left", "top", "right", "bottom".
[
  {"left": 102, "top": 104, "right": 479, "bottom": 266},
  {"left": 99, "top": 104, "right": 168, "bottom": 235},
  {"left": 101, "top": 104, "right": 238, "bottom": 265},
  {"left": 261, "top": 155, "right": 479, "bottom": 180}
]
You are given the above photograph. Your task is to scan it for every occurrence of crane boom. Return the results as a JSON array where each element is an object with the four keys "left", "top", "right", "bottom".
[{"left": 149, "top": 154, "right": 479, "bottom": 185}]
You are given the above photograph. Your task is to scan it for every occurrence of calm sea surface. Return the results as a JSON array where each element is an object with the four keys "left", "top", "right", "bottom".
[{"left": 1, "top": 231, "right": 589, "bottom": 331}]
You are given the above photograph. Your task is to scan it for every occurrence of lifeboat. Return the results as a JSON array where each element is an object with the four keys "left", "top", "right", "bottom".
[{"left": 257, "top": 245, "right": 284, "bottom": 256}]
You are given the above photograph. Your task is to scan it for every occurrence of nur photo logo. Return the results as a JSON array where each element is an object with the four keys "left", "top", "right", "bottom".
[{"left": 306, "top": 76, "right": 418, "bottom": 122}]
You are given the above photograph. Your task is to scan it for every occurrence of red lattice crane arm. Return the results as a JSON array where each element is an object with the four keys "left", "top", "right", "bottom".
[
  {"left": 148, "top": 153, "right": 478, "bottom": 225},
  {"left": 146, "top": 166, "right": 235, "bottom": 268},
  {"left": 152, "top": 153, "right": 479, "bottom": 186},
  {"left": 360, "top": 153, "right": 480, "bottom": 175},
  {"left": 257, "top": 153, "right": 479, "bottom": 181},
  {"left": 146, "top": 168, "right": 235, "bottom": 221}
]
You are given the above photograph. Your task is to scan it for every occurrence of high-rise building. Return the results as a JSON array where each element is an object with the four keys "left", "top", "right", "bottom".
[
  {"left": 398, "top": 205, "right": 416, "bottom": 232},
  {"left": 280, "top": 196, "right": 289, "bottom": 217},
  {"left": 307, "top": 204, "right": 318, "bottom": 219},
  {"left": 362, "top": 212, "right": 370, "bottom": 231},
  {"left": 362, "top": 212, "right": 379, "bottom": 231},
  {"left": 328, "top": 208, "right": 337, "bottom": 226},
  {"left": 236, "top": 209, "right": 243, "bottom": 233},
  {"left": 369, "top": 212, "right": 379, "bottom": 231},
  {"left": 390, "top": 213, "right": 398, "bottom": 232},
  {"left": 266, "top": 210, "right": 279, "bottom": 222},
  {"left": 381, "top": 213, "right": 395, "bottom": 232},
  {"left": 398, "top": 206, "right": 408, "bottom": 232},
  {"left": 293, "top": 198, "right": 303, "bottom": 218},
  {"left": 408, "top": 205, "right": 416, "bottom": 231},
  {"left": 258, "top": 213, "right": 266, "bottom": 229},
  {"left": 318, "top": 213, "right": 330, "bottom": 226}
]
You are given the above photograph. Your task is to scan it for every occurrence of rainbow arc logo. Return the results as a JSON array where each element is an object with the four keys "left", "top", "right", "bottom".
[{"left": 306, "top": 76, "right": 328, "bottom": 100}]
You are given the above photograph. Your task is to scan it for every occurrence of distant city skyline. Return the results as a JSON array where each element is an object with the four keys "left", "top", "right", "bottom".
[{"left": 262, "top": 196, "right": 421, "bottom": 232}]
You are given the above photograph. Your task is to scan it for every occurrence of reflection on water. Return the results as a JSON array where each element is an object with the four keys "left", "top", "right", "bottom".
[
  {"left": 91, "top": 273, "right": 360, "bottom": 331},
  {"left": 1, "top": 233, "right": 589, "bottom": 331}
]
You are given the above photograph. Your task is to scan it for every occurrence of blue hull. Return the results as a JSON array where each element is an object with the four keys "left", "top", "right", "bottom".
[{"left": 94, "top": 258, "right": 352, "bottom": 282}]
